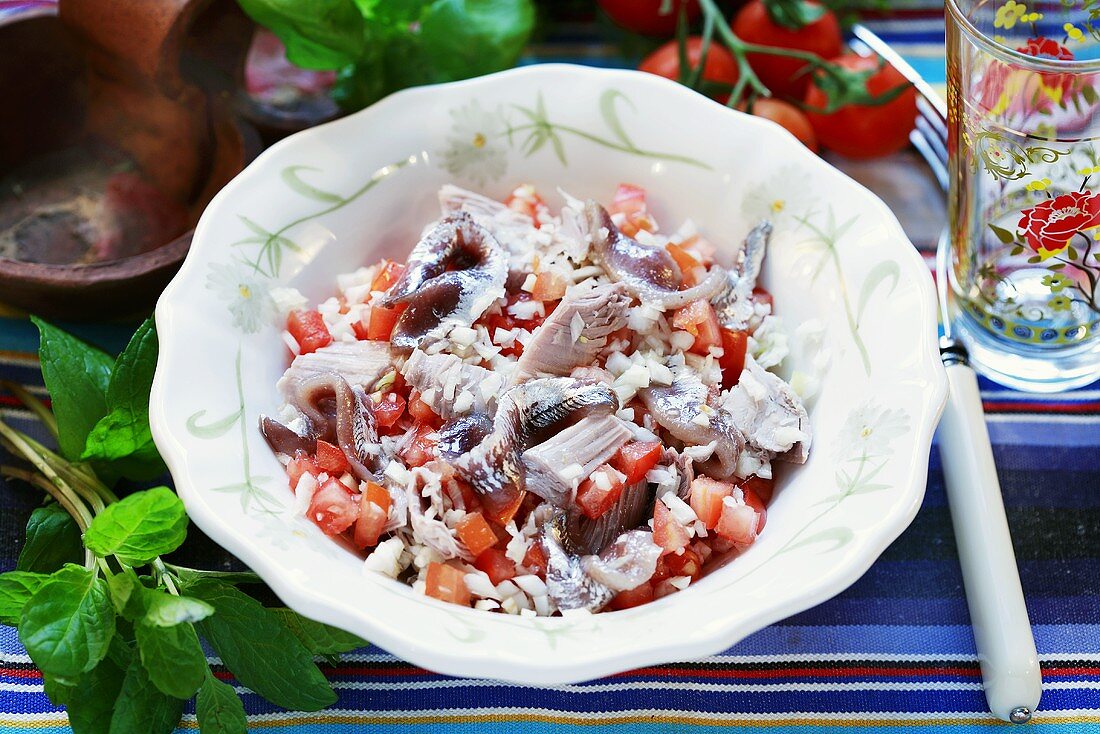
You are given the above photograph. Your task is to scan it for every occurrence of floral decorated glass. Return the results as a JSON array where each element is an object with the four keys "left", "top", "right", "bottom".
[{"left": 947, "top": 0, "right": 1100, "bottom": 391}]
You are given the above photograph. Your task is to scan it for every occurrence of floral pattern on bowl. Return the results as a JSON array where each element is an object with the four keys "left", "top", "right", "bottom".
[{"left": 151, "top": 64, "right": 946, "bottom": 685}]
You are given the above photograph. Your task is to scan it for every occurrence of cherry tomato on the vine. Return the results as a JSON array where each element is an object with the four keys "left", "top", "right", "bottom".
[
  {"left": 803, "top": 53, "right": 917, "bottom": 159},
  {"left": 731, "top": 0, "right": 842, "bottom": 99},
  {"left": 638, "top": 37, "right": 739, "bottom": 100},
  {"left": 599, "top": 0, "right": 700, "bottom": 36},
  {"left": 742, "top": 98, "right": 818, "bottom": 152}
]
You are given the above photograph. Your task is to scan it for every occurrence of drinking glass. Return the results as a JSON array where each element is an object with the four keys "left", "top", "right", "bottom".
[{"left": 947, "top": 0, "right": 1100, "bottom": 391}]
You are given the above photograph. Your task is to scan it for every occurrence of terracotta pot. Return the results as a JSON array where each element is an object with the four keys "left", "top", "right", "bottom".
[{"left": 0, "top": 0, "right": 261, "bottom": 320}]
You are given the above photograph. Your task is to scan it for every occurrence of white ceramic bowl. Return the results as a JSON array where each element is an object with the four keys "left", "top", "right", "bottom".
[{"left": 151, "top": 64, "right": 947, "bottom": 684}]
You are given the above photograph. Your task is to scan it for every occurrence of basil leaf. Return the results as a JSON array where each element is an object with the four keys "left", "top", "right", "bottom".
[
  {"left": 237, "top": 0, "right": 366, "bottom": 69},
  {"left": 196, "top": 674, "right": 248, "bottom": 734},
  {"left": 65, "top": 653, "right": 127, "bottom": 734},
  {"left": 142, "top": 592, "right": 215, "bottom": 627},
  {"left": 274, "top": 608, "right": 366, "bottom": 655},
  {"left": 82, "top": 318, "right": 166, "bottom": 479},
  {"left": 17, "top": 504, "right": 83, "bottom": 574},
  {"left": 108, "top": 657, "right": 186, "bottom": 734},
  {"left": 763, "top": 0, "right": 827, "bottom": 29},
  {"left": 19, "top": 565, "right": 115, "bottom": 678},
  {"left": 31, "top": 317, "right": 114, "bottom": 461},
  {"left": 416, "top": 0, "right": 535, "bottom": 81},
  {"left": 134, "top": 620, "right": 207, "bottom": 699},
  {"left": 84, "top": 487, "right": 188, "bottom": 565},
  {"left": 186, "top": 580, "right": 336, "bottom": 711},
  {"left": 0, "top": 571, "right": 50, "bottom": 625}
]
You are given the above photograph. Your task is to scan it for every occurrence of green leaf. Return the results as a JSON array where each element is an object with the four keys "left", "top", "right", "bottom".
[
  {"left": 81, "top": 318, "right": 166, "bottom": 479},
  {"left": 417, "top": 0, "right": 535, "bottom": 81},
  {"left": 1083, "top": 85, "right": 1099, "bottom": 105},
  {"left": 762, "top": 0, "right": 828, "bottom": 28},
  {"left": 185, "top": 408, "right": 242, "bottom": 440},
  {"left": 108, "top": 657, "right": 186, "bottom": 734},
  {"left": 988, "top": 223, "right": 1018, "bottom": 245},
  {"left": 0, "top": 571, "right": 50, "bottom": 625},
  {"left": 17, "top": 504, "right": 83, "bottom": 574},
  {"left": 83, "top": 487, "right": 188, "bottom": 566},
  {"left": 196, "top": 674, "right": 249, "bottom": 734},
  {"left": 237, "top": 0, "right": 366, "bottom": 70},
  {"left": 105, "top": 571, "right": 148, "bottom": 621},
  {"left": 274, "top": 608, "right": 367, "bottom": 655},
  {"left": 134, "top": 620, "right": 207, "bottom": 699},
  {"left": 31, "top": 317, "right": 114, "bottom": 461},
  {"left": 19, "top": 565, "right": 115, "bottom": 678},
  {"left": 142, "top": 592, "right": 215, "bottom": 627},
  {"left": 186, "top": 579, "right": 337, "bottom": 711},
  {"left": 65, "top": 654, "right": 127, "bottom": 734},
  {"left": 42, "top": 673, "right": 77, "bottom": 707}
]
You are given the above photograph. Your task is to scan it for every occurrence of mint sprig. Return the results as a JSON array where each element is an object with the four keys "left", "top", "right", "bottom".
[{"left": 0, "top": 320, "right": 366, "bottom": 733}]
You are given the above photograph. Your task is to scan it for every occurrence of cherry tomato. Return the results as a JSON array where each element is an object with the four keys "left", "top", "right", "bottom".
[
  {"left": 599, "top": 0, "right": 700, "bottom": 36},
  {"left": 639, "top": 37, "right": 739, "bottom": 101},
  {"left": 731, "top": 0, "right": 842, "bottom": 99},
  {"left": 744, "top": 98, "right": 818, "bottom": 152},
  {"left": 804, "top": 53, "right": 917, "bottom": 159}
]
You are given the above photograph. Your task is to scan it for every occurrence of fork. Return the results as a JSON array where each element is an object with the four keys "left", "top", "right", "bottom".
[{"left": 846, "top": 25, "right": 1044, "bottom": 725}]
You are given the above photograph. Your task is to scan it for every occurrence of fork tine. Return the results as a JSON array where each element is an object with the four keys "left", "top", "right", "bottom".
[
  {"left": 912, "top": 128, "right": 950, "bottom": 191},
  {"left": 916, "top": 114, "right": 948, "bottom": 167}
]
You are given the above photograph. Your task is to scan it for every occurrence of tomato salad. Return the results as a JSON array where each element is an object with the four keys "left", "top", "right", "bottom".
[{"left": 260, "top": 183, "right": 813, "bottom": 615}]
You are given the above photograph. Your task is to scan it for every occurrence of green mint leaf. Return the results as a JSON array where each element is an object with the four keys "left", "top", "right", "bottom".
[
  {"left": 143, "top": 592, "right": 215, "bottom": 627},
  {"left": 415, "top": 0, "right": 535, "bottom": 83},
  {"left": 42, "top": 673, "right": 77, "bottom": 707},
  {"left": 134, "top": 619, "right": 207, "bottom": 699},
  {"left": 237, "top": 0, "right": 366, "bottom": 70},
  {"left": 19, "top": 565, "right": 115, "bottom": 678},
  {"left": 105, "top": 572, "right": 144, "bottom": 620},
  {"left": 81, "top": 318, "right": 166, "bottom": 479},
  {"left": 84, "top": 487, "right": 187, "bottom": 565},
  {"left": 31, "top": 317, "right": 114, "bottom": 461},
  {"left": 186, "top": 579, "right": 337, "bottom": 711},
  {"left": 65, "top": 654, "right": 127, "bottom": 734},
  {"left": 108, "top": 657, "right": 186, "bottom": 734},
  {"left": 763, "top": 0, "right": 827, "bottom": 29},
  {"left": 196, "top": 674, "right": 248, "bottom": 734},
  {"left": 274, "top": 608, "right": 366, "bottom": 655},
  {"left": 17, "top": 504, "right": 83, "bottom": 574},
  {"left": 0, "top": 571, "right": 50, "bottom": 625}
]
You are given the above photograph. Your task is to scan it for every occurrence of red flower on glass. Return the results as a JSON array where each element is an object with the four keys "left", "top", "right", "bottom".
[
  {"left": 1017, "top": 37, "right": 1074, "bottom": 61},
  {"left": 1018, "top": 191, "right": 1100, "bottom": 258}
]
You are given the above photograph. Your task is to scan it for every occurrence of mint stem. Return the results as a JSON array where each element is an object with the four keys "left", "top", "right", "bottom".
[{"left": 0, "top": 382, "right": 58, "bottom": 440}]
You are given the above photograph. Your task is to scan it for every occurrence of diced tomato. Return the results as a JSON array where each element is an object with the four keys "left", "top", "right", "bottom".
[
  {"left": 718, "top": 328, "right": 749, "bottom": 389},
  {"left": 482, "top": 489, "right": 525, "bottom": 527},
  {"left": 741, "top": 474, "right": 774, "bottom": 504},
  {"left": 608, "top": 183, "right": 655, "bottom": 237},
  {"left": 666, "top": 242, "right": 703, "bottom": 287},
  {"left": 443, "top": 478, "right": 481, "bottom": 513},
  {"left": 522, "top": 541, "right": 549, "bottom": 578},
  {"left": 424, "top": 562, "right": 470, "bottom": 606},
  {"left": 531, "top": 271, "right": 567, "bottom": 301},
  {"left": 752, "top": 286, "right": 774, "bottom": 312},
  {"left": 576, "top": 465, "right": 627, "bottom": 519},
  {"left": 370, "top": 259, "right": 405, "bottom": 294},
  {"left": 689, "top": 477, "right": 735, "bottom": 530},
  {"left": 505, "top": 184, "right": 549, "bottom": 224},
  {"left": 612, "top": 441, "right": 663, "bottom": 485},
  {"left": 287, "top": 310, "right": 332, "bottom": 354},
  {"left": 652, "top": 555, "right": 671, "bottom": 582},
  {"left": 366, "top": 303, "right": 402, "bottom": 341},
  {"left": 652, "top": 578, "right": 682, "bottom": 599},
  {"left": 627, "top": 400, "right": 651, "bottom": 429},
  {"left": 474, "top": 548, "right": 517, "bottom": 586},
  {"left": 715, "top": 497, "right": 759, "bottom": 546},
  {"left": 370, "top": 391, "right": 406, "bottom": 429},
  {"left": 664, "top": 547, "right": 703, "bottom": 580},
  {"left": 308, "top": 478, "right": 360, "bottom": 535},
  {"left": 407, "top": 390, "right": 441, "bottom": 427},
  {"left": 740, "top": 480, "right": 768, "bottom": 534},
  {"left": 653, "top": 500, "right": 690, "bottom": 556},
  {"left": 456, "top": 512, "right": 498, "bottom": 557},
  {"left": 286, "top": 451, "right": 320, "bottom": 490},
  {"left": 353, "top": 488, "right": 389, "bottom": 549},
  {"left": 608, "top": 581, "right": 654, "bottom": 610},
  {"left": 671, "top": 300, "right": 721, "bottom": 356},
  {"left": 400, "top": 423, "right": 437, "bottom": 468},
  {"left": 315, "top": 439, "right": 350, "bottom": 475}
]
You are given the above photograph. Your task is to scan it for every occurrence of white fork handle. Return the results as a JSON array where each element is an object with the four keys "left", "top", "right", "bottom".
[{"left": 938, "top": 362, "right": 1042, "bottom": 722}]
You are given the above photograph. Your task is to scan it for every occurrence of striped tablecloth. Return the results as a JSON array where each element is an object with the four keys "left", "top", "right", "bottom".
[{"left": 1, "top": 5, "right": 1099, "bottom": 732}]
